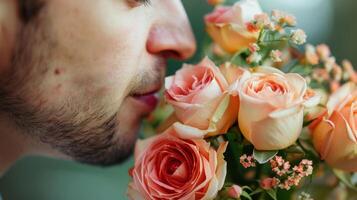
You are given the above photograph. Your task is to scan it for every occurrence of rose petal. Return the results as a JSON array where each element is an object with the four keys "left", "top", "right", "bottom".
[
  {"left": 285, "top": 73, "right": 307, "bottom": 101},
  {"left": 312, "top": 119, "right": 335, "bottom": 159},
  {"left": 172, "top": 122, "right": 208, "bottom": 139},
  {"left": 250, "top": 109, "right": 304, "bottom": 150},
  {"left": 323, "top": 111, "right": 357, "bottom": 171},
  {"left": 327, "top": 82, "right": 355, "bottom": 115}
]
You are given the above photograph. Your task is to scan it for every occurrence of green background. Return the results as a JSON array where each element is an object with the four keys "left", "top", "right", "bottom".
[{"left": 1, "top": 0, "right": 357, "bottom": 199}]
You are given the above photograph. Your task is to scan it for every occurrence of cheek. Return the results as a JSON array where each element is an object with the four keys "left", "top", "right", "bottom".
[{"left": 41, "top": 0, "right": 151, "bottom": 109}]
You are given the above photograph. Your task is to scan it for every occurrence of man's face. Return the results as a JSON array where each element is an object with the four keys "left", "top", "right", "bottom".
[{"left": 0, "top": 0, "right": 195, "bottom": 165}]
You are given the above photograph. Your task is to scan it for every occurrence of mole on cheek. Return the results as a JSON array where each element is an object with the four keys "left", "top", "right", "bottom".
[{"left": 54, "top": 68, "right": 65, "bottom": 75}]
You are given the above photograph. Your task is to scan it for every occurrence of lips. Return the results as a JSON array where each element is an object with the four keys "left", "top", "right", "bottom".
[
  {"left": 131, "top": 86, "right": 161, "bottom": 115},
  {"left": 129, "top": 59, "right": 166, "bottom": 115},
  {"left": 133, "top": 91, "right": 159, "bottom": 109}
]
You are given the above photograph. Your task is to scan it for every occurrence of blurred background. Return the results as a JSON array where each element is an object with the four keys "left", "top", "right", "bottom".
[{"left": 1, "top": 0, "right": 357, "bottom": 199}]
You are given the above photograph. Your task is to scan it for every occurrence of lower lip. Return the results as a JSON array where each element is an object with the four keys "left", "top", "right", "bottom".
[{"left": 132, "top": 93, "right": 159, "bottom": 113}]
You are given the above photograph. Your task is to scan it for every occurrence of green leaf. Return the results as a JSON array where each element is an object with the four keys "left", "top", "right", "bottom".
[
  {"left": 266, "top": 189, "right": 277, "bottom": 200},
  {"left": 253, "top": 149, "right": 278, "bottom": 164},
  {"left": 241, "top": 191, "right": 253, "bottom": 200},
  {"left": 249, "top": 188, "right": 263, "bottom": 196},
  {"left": 241, "top": 186, "right": 253, "bottom": 191}
]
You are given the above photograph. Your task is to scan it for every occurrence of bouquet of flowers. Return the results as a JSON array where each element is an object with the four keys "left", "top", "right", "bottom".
[{"left": 127, "top": 0, "right": 357, "bottom": 199}]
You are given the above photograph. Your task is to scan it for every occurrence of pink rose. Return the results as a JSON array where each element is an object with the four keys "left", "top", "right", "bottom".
[
  {"left": 127, "top": 127, "right": 228, "bottom": 200},
  {"left": 204, "top": 0, "right": 262, "bottom": 53},
  {"left": 311, "top": 82, "right": 357, "bottom": 171},
  {"left": 237, "top": 67, "right": 317, "bottom": 150},
  {"left": 163, "top": 58, "right": 239, "bottom": 137}
]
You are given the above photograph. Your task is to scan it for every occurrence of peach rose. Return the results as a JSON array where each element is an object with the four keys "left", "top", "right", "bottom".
[
  {"left": 204, "top": 0, "right": 262, "bottom": 54},
  {"left": 311, "top": 82, "right": 357, "bottom": 171},
  {"left": 237, "top": 67, "right": 316, "bottom": 150},
  {"left": 127, "top": 127, "right": 228, "bottom": 200},
  {"left": 163, "top": 58, "right": 239, "bottom": 137}
]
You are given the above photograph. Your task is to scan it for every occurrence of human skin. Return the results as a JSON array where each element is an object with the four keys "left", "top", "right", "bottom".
[{"left": 0, "top": 0, "right": 196, "bottom": 173}]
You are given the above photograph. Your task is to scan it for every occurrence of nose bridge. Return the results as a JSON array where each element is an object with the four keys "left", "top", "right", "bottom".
[{"left": 147, "top": 0, "right": 196, "bottom": 60}]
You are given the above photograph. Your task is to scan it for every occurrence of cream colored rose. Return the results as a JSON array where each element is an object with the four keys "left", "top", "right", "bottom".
[
  {"left": 204, "top": 0, "right": 262, "bottom": 54},
  {"left": 311, "top": 82, "right": 357, "bottom": 172},
  {"left": 237, "top": 67, "right": 311, "bottom": 150}
]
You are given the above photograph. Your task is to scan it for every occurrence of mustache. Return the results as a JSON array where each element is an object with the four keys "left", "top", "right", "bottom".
[{"left": 129, "top": 60, "right": 166, "bottom": 95}]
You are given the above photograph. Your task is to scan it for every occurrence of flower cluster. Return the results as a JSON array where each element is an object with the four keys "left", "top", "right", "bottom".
[
  {"left": 240, "top": 154, "right": 256, "bottom": 168},
  {"left": 305, "top": 43, "right": 357, "bottom": 92},
  {"left": 127, "top": 0, "right": 357, "bottom": 199},
  {"left": 266, "top": 156, "right": 314, "bottom": 190},
  {"left": 270, "top": 156, "right": 291, "bottom": 177}
]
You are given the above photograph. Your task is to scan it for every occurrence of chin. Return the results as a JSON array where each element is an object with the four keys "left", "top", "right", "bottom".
[{"left": 77, "top": 98, "right": 153, "bottom": 166}]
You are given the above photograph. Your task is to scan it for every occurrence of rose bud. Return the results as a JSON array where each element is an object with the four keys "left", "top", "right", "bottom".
[
  {"left": 204, "top": 0, "right": 262, "bottom": 54},
  {"left": 227, "top": 185, "right": 243, "bottom": 198}
]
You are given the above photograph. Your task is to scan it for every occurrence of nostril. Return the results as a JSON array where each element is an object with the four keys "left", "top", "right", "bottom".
[{"left": 160, "top": 50, "right": 181, "bottom": 60}]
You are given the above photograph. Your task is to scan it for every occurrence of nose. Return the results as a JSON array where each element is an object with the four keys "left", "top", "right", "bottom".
[{"left": 146, "top": 1, "right": 196, "bottom": 60}]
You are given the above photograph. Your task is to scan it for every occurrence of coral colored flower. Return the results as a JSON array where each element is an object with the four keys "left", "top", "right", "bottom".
[
  {"left": 237, "top": 67, "right": 314, "bottom": 150},
  {"left": 291, "top": 29, "right": 307, "bottom": 45},
  {"left": 204, "top": 0, "right": 262, "bottom": 53},
  {"left": 342, "top": 60, "right": 357, "bottom": 83},
  {"left": 332, "top": 64, "right": 343, "bottom": 82},
  {"left": 316, "top": 44, "right": 331, "bottom": 61},
  {"left": 272, "top": 10, "right": 296, "bottom": 26},
  {"left": 311, "top": 82, "right": 357, "bottom": 172},
  {"left": 127, "top": 127, "right": 228, "bottom": 200},
  {"left": 305, "top": 44, "right": 319, "bottom": 65},
  {"left": 227, "top": 185, "right": 243, "bottom": 198},
  {"left": 164, "top": 57, "right": 239, "bottom": 137},
  {"left": 324, "top": 57, "right": 336, "bottom": 72},
  {"left": 284, "top": 15, "right": 297, "bottom": 26}
]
